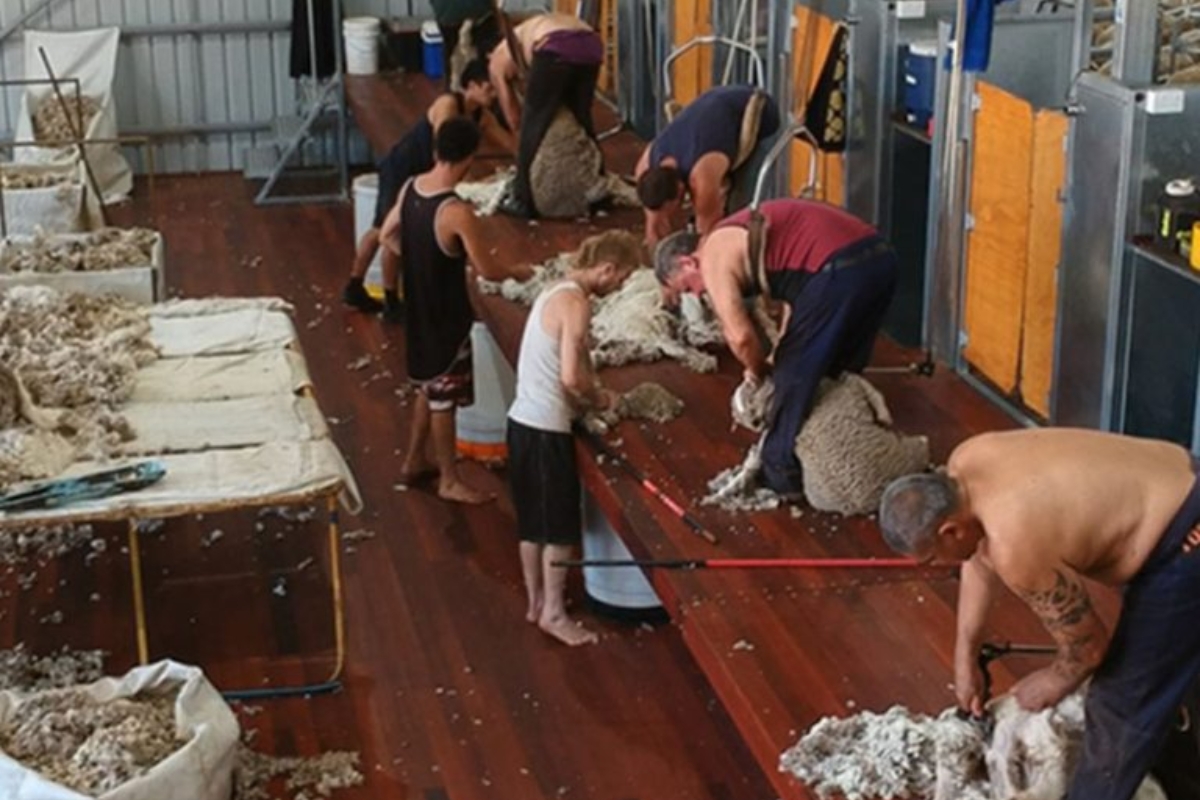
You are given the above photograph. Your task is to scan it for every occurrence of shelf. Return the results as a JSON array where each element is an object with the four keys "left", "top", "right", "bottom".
[{"left": 1128, "top": 240, "right": 1200, "bottom": 288}]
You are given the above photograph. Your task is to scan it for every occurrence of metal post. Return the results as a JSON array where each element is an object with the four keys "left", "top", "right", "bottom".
[
  {"left": 0, "top": 170, "right": 7, "bottom": 239},
  {"left": 1112, "top": 0, "right": 1158, "bottom": 84},
  {"left": 720, "top": 0, "right": 751, "bottom": 86},
  {"left": 332, "top": 0, "right": 349, "bottom": 199},
  {"left": 931, "top": 0, "right": 969, "bottom": 365},
  {"left": 127, "top": 520, "right": 150, "bottom": 665},
  {"left": 1069, "top": 0, "right": 1096, "bottom": 78},
  {"left": 37, "top": 47, "right": 108, "bottom": 226}
]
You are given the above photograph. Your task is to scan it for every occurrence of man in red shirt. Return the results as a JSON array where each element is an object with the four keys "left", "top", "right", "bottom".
[{"left": 654, "top": 198, "right": 897, "bottom": 496}]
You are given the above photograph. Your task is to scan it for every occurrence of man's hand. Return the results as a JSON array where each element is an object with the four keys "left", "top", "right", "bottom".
[
  {"left": 1011, "top": 666, "right": 1078, "bottom": 711},
  {"left": 955, "top": 655, "right": 987, "bottom": 717},
  {"left": 596, "top": 387, "right": 620, "bottom": 412}
]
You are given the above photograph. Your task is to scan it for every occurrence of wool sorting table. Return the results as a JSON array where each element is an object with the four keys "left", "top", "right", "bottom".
[{"left": 0, "top": 298, "right": 361, "bottom": 698}]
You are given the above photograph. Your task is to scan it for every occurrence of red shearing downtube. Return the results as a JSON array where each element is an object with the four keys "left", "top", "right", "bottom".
[
  {"left": 580, "top": 428, "right": 719, "bottom": 545},
  {"left": 555, "top": 557, "right": 932, "bottom": 569}
]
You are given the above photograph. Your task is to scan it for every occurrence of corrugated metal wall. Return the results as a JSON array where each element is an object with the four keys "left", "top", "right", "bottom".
[{"left": 0, "top": 0, "right": 547, "bottom": 174}]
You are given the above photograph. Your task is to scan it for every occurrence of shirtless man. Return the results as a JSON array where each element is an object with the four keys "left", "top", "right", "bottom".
[
  {"left": 879, "top": 428, "right": 1200, "bottom": 800},
  {"left": 635, "top": 85, "right": 780, "bottom": 245},
  {"left": 654, "top": 198, "right": 896, "bottom": 496},
  {"left": 507, "top": 231, "right": 637, "bottom": 645},
  {"left": 380, "top": 117, "right": 531, "bottom": 504},
  {"left": 488, "top": 12, "right": 604, "bottom": 218},
  {"left": 343, "top": 60, "right": 513, "bottom": 322}
]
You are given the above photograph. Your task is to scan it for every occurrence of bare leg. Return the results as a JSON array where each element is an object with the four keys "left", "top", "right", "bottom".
[
  {"left": 399, "top": 393, "right": 436, "bottom": 483},
  {"left": 351, "top": 228, "right": 380, "bottom": 279},
  {"left": 381, "top": 241, "right": 400, "bottom": 291},
  {"left": 538, "top": 544, "right": 597, "bottom": 646},
  {"left": 519, "top": 541, "right": 544, "bottom": 623},
  {"left": 431, "top": 409, "right": 494, "bottom": 504}
]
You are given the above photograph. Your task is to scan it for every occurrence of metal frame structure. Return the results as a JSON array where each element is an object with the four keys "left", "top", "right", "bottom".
[
  {"left": 254, "top": 0, "right": 349, "bottom": 206},
  {"left": 125, "top": 493, "right": 348, "bottom": 700}
]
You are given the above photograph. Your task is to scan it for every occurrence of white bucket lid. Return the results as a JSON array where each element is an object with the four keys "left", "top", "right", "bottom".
[
  {"left": 344, "top": 16, "right": 381, "bottom": 33},
  {"left": 1166, "top": 178, "right": 1196, "bottom": 197},
  {"left": 421, "top": 20, "right": 443, "bottom": 40},
  {"left": 909, "top": 40, "right": 938, "bottom": 58}
]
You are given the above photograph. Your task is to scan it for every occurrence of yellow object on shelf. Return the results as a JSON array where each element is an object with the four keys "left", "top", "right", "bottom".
[{"left": 1192, "top": 221, "right": 1200, "bottom": 271}]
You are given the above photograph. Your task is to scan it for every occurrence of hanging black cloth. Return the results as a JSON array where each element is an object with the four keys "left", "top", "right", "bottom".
[
  {"left": 291, "top": 0, "right": 337, "bottom": 79},
  {"left": 804, "top": 24, "right": 848, "bottom": 153}
]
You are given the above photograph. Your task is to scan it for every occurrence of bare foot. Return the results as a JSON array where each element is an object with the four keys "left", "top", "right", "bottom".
[
  {"left": 437, "top": 479, "right": 495, "bottom": 505},
  {"left": 525, "top": 592, "right": 544, "bottom": 624},
  {"left": 398, "top": 458, "right": 439, "bottom": 486},
  {"left": 538, "top": 613, "right": 598, "bottom": 646}
]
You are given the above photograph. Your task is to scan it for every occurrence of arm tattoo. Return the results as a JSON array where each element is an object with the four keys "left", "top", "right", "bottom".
[{"left": 1016, "top": 569, "right": 1099, "bottom": 672}]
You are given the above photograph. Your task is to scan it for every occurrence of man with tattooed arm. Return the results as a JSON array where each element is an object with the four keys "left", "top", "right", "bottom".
[{"left": 878, "top": 428, "right": 1200, "bottom": 800}]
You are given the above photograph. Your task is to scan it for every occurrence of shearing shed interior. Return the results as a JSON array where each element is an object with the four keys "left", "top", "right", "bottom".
[{"left": 0, "top": 0, "right": 1198, "bottom": 799}]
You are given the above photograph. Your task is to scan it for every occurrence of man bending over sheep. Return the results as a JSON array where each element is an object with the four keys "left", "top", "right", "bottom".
[
  {"left": 654, "top": 198, "right": 897, "bottom": 496},
  {"left": 488, "top": 12, "right": 603, "bottom": 218},
  {"left": 507, "top": 232, "right": 637, "bottom": 645},
  {"left": 635, "top": 85, "right": 781, "bottom": 245},
  {"left": 380, "top": 117, "right": 531, "bottom": 504},
  {"left": 879, "top": 428, "right": 1200, "bottom": 800},
  {"left": 343, "top": 59, "right": 512, "bottom": 323}
]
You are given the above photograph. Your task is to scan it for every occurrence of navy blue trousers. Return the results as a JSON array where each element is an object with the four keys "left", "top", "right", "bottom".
[
  {"left": 759, "top": 249, "right": 896, "bottom": 494},
  {"left": 1068, "top": 462, "right": 1200, "bottom": 800}
]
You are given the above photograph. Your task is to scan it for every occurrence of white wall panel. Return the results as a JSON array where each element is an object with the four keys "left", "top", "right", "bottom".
[{"left": 0, "top": 0, "right": 549, "bottom": 173}]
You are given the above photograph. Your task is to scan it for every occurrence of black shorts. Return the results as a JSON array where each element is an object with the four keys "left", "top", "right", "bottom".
[
  {"left": 373, "top": 146, "right": 420, "bottom": 228},
  {"left": 507, "top": 418, "right": 581, "bottom": 546}
]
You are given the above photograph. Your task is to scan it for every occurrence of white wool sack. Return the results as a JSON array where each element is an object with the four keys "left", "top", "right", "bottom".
[
  {"left": 0, "top": 660, "right": 239, "bottom": 800},
  {"left": 1, "top": 164, "right": 85, "bottom": 235},
  {"left": 14, "top": 28, "right": 133, "bottom": 204}
]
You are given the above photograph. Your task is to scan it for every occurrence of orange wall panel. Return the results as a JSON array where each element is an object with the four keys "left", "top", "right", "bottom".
[
  {"left": 672, "top": 0, "right": 713, "bottom": 106},
  {"left": 962, "top": 82, "right": 1034, "bottom": 394}
]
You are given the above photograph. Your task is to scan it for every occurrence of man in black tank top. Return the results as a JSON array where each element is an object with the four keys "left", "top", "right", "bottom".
[
  {"left": 342, "top": 60, "right": 513, "bottom": 322},
  {"left": 379, "top": 118, "right": 533, "bottom": 505}
]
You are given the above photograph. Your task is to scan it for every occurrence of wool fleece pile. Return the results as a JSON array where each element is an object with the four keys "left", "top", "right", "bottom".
[
  {"left": 0, "top": 285, "right": 156, "bottom": 485},
  {"left": 781, "top": 693, "right": 1167, "bottom": 800}
]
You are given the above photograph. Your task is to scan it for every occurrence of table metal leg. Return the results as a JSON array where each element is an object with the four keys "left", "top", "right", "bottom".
[
  {"left": 127, "top": 520, "right": 150, "bottom": 665},
  {"left": 325, "top": 493, "right": 346, "bottom": 684},
  {"left": 220, "top": 493, "right": 347, "bottom": 700}
]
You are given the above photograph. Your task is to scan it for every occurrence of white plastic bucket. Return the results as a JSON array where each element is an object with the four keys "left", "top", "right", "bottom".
[
  {"left": 352, "top": 173, "right": 384, "bottom": 297},
  {"left": 343, "top": 17, "right": 381, "bottom": 76},
  {"left": 456, "top": 322, "right": 515, "bottom": 463},
  {"left": 581, "top": 491, "right": 665, "bottom": 616}
]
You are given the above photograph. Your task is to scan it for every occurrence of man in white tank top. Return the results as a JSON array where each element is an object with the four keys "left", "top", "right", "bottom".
[{"left": 507, "top": 231, "right": 640, "bottom": 645}]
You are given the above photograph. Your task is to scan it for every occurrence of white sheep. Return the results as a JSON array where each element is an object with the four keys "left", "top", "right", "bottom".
[{"left": 795, "top": 373, "right": 929, "bottom": 516}]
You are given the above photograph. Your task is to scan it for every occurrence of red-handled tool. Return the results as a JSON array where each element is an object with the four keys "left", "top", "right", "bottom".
[
  {"left": 580, "top": 428, "right": 719, "bottom": 545},
  {"left": 554, "top": 557, "right": 932, "bottom": 569}
]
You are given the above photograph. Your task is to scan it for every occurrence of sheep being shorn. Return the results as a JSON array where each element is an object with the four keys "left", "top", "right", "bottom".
[
  {"left": 795, "top": 373, "right": 929, "bottom": 516},
  {"left": 458, "top": 119, "right": 638, "bottom": 218},
  {"left": 780, "top": 693, "right": 1168, "bottom": 800},
  {"left": 704, "top": 373, "right": 926, "bottom": 514},
  {"left": 528, "top": 108, "right": 638, "bottom": 218}
]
